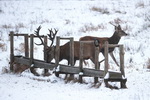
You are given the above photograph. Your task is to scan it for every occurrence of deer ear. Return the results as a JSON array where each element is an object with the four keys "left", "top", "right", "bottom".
[
  {"left": 115, "top": 26, "right": 117, "bottom": 30},
  {"left": 94, "top": 39, "right": 99, "bottom": 47},
  {"left": 118, "top": 25, "right": 121, "bottom": 30}
]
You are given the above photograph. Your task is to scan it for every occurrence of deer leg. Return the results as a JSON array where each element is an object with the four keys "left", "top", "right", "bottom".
[
  {"left": 83, "top": 60, "right": 87, "bottom": 66},
  {"left": 30, "top": 67, "right": 40, "bottom": 76},
  {"left": 65, "top": 60, "right": 76, "bottom": 81},
  {"left": 109, "top": 52, "right": 119, "bottom": 67},
  {"left": 64, "top": 59, "right": 71, "bottom": 80},
  {"left": 43, "top": 69, "right": 51, "bottom": 76}
]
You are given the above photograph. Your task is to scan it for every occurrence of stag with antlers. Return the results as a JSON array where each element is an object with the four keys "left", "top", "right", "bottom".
[
  {"left": 35, "top": 26, "right": 103, "bottom": 78},
  {"left": 34, "top": 26, "right": 58, "bottom": 76}
]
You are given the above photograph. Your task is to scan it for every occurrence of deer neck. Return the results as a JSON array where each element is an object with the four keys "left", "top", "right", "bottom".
[{"left": 108, "top": 31, "right": 121, "bottom": 44}]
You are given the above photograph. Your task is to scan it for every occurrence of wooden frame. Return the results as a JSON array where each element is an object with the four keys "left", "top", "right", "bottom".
[
  {"left": 9, "top": 32, "right": 127, "bottom": 88},
  {"left": 79, "top": 41, "right": 99, "bottom": 83}
]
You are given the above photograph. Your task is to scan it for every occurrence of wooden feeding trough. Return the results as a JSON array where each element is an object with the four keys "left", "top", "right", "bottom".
[{"left": 9, "top": 31, "right": 127, "bottom": 88}]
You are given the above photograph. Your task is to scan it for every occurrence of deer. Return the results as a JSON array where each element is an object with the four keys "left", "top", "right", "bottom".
[
  {"left": 34, "top": 26, "right": 102, "bottom": 77},
  {"left": 79, "top": 22, "right": 128, "bottom": 67}
]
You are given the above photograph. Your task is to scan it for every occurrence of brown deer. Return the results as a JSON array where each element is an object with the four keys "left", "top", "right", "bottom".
[
  {"left": 48, "top": 41, "right": 99, "bottom": 65},
  {"left": 34, "top": 26, "right": 58, "bottom": 76},
  {"left": 35, "top": 26, "right": 101, "bottom": 77},
  {"left": 80, "top": 23, "right": 128, "bottom": 66}
]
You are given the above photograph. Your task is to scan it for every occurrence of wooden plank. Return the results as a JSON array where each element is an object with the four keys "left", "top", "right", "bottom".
[
  {"left": 14, "top": 56, "right": 55, "bottom": 70},
  {"left": 12, "top": 34, "right": 45, "bottom": 38},
  {"left": 55, "top": 37, "right": 60, "bottom": 66},
  {"left": 94, "top": 46, "right": 99, "bottom": 83},
  {"left": 83, "top": 68, "right": 104, "bottom": 78},
  {"left": 59, "top": 65, "right": 80, "bottom": 74},
  {"left": 69, "top": 38, "right": 74, "bottom": 79},
  {"left": 14, "top": 56, "right": 30, "bottom": 65},
  {"left": 59, "top": 66, "right": 105, "bottom": 78},
  {"left": 34, "top": 60, "right": 55, "bottom": 70},
  {"left": 12, "top": 34, "right": 28, "bottom": 36},
  {"left": 102, "top": 44, "right": 120, "bottom": 48},
  {"left": 104, "top": 41, "right": 109, "bottom": 75},
  {"left": 44, "top": 36, "right": 48, "bottom": 62},
  {"left": 79, "top": 42, "right": 83, "bottom": 83},
  {"left": 119, "top": 45, "right": 126, "bottom": 88},
  {"left": 59, "top": 37, "right": 75, "bottom": 40},
  {"left": 109, "top": 71, "right": 122, "bottom": 79},
  {"left": 104, "top": 41, "right": 109, "bottom": 87},
  {"left": 30, "top": 34, "right": 34, "bottom": 65},
  {"left": 120, "top": 45, "right": 125, "bottom": 77},
  {"left": 55, "top": 37, "right": 60, "bottom": 77},
  {"left": 10, "top": 31, "right": 14, "bottom": 71},
  {"left": 104, "top": 78, "right": 127, "bottom": 82},
  {"left": 70, "top": 38, "right": 74, "bottom": 66},
  {"left": 24, "top": 34, "right": 29, "bottom": 57}
]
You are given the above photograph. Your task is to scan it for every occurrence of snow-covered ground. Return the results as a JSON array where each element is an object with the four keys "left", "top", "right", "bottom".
[{"left": 0, "top": 0, "right": 150, "bottom": 100}]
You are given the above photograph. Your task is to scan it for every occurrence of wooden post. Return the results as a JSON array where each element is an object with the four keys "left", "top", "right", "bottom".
[
  {"left": 69, "top": 38, "right": 74, "bottom": 79},
  {"left": 120, "top": 45, "right": 126, "bottom": 88},
  {"left": 70, "top": 38, "right": 74, "bottom": 66},
  {"left": 79, "top": 42, "right": 83, "bottom": 83},
  {"left": 55, "top": 36, "right": 60, "bottom": 77},
  {"left": 104, "top": 41, "right": 109, "bottom": 75},
  {"left": 120, "top": 45, "right": 125, "bottom": 76},
  {"left": 10, "top": 31, "right": 14, "bottom": 72},
  {"left": 24, "top": 34, "right": 29, "bottom": 58},
  {"left": 55, "top": 36, "right": 60, "bottom": 66},
  {"left": 44, "top": 36, "right": 48, "bottom": 62},
  {"left": 94, "top": 46, "right": 99, "bottom": 84},
  {"left": 30, "top": 34, "right": 34, "bottom": 66},
  {"left": 43, "top": 36, "right": 49, "bottom": 74},
  {"left": 104, "top": 41, "right": 109, "bottom": 87}
]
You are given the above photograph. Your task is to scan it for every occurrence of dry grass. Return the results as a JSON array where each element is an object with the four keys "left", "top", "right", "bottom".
[
  {"left": 0, "top": 43, "right": 7, "bottom": 51},
  {"left": 0, "top": 9, "right": 3, "bottom": 13},
  {"left": 146, "top": 58, "right": 150, "bottom": 69},
  {"left": 0, "top": 31, "right": 2, "bottom": 41},
  {"left": 40, "top": 19, "right": 50, "bottom": 24},
  {"left": 2, "top": 23, "right": 25, "bottom": 33},
  {"left": 113, "top": 18, "right": 124, "bottom": 25},
  {"left": 15, "top": 43, "right": 25, "bottom": 53},
  {"left": 135, "top": 2, "right": 145, "bottom": 8},
  {"left": 15, "top": 23, "right": 25, "bottom": 28},
  {"left": 90, "top": 6, "right": 109, "bottom": 14},
  {"left": 123, "top": 24, "right": 132, "bottom": 32},
  {"left": 115, "top": 10, "right": 126, "bottom": 14},
  {"left": 1, "top": 67, "right": 9, "bottom": 74},
  {"left": 79, "top": 23, "right": 105, "bottom": 33},
  {"left": 2, "top": 24, "right": 13, "bottom": 29}
]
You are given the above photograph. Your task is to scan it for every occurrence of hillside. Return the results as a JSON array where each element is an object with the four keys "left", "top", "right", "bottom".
[{"left": 0, "top": 0, "right": 150, "bottom": 100}]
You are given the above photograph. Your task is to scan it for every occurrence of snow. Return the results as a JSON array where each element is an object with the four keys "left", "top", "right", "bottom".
[{"left": 0, "top": 0, "right": 150, "bottom": 100}]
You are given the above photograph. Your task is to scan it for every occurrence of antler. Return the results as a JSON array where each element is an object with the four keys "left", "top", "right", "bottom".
[
  {"left": 34, "top": 25, "right": 45, "bottom": 46},
  {"left": 109, "top": 22, "right": 117, "bottom": 27},
  {"left": 47, "top": 28, "right": 58, "bottom": 47}
]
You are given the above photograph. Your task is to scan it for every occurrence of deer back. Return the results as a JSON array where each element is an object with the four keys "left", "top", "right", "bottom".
[{"left": 47, "top": 41, "right": 98, "bottom": 65}]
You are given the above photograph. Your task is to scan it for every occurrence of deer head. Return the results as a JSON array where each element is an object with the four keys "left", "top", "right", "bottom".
[
  {"left": 109, "top": 22, "right": 128, "bottom": 37},
  {"left": 34, "top": 26, "right": 58, "bottom": 62}
]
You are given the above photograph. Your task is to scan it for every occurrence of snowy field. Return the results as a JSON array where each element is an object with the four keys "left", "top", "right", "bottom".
[{"left": 0, "top": 0, "right": 150, "bottom": 100}]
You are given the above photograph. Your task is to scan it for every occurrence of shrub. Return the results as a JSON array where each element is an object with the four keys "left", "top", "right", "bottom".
[
  {"left": 90, "top": 6, "right": 109, "bottom": 14},
  {"left": 0, "top": 43, "right": 7, "bottom": 51},
  {"left": 146, "top": 58, "right": 150, "bottom": 69},
  {"left": 79, "top": 23, "right": 105, "bottom": 33}
]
